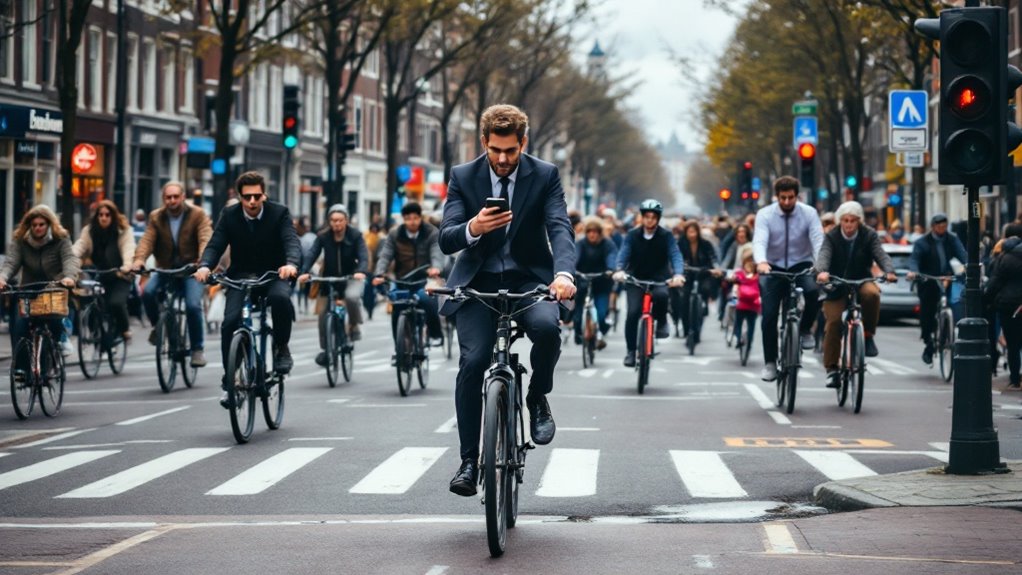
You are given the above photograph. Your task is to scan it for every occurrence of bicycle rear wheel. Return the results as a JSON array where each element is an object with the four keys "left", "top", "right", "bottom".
[
  {"left": 179, "top": 311, "right": 198, "bottom": 388},
  {"left": 107, "top": 315, "right": 128, "bottom": 375},
  {"left": 155, "top": 316, "right": 177, "bottom": 393},
  {"left": 38, "top": 336, "right": 65, "bottom": 417},
  {"left": 582, "top": 312, "right": 596, "bottom": 368},
  {"left": 444, "top": 318, "right": 455, "bottom": 360},
  {"left": 324, "top": 313, "right": 341, "bottom": 388},
  {"left": 837, "top": 326, "right": 849, "bottom": 407},
  {"left": 852, "top": 323, "right": 865, "bottom": 413},
  {"left": 507, "top": 395, "right": 523, "bottom": 529},
  {"left": 939, "top": 309, "right": 954, "bottom": 383},
  {"left": 395, "top": 313, "right": 413, "bottom": 396},
  {"left": 483, "top": 377, "right": 510, "bottom": 558},
  {"left": 775, "top": 329, "right": 787, "bottom": 408},
  {"left": 10, "top": 338, "right": 35, "bottom": 419},
  {"left": 226, "top": 332, "right": 256, "bottom": 444},
  {"left": 77, "top": 304, "right": 102, "bottom": 379},
  {"left": 686, "top": 295, "right": 701, "bottom": 355},
  {"left": 416, "top": 317, "right": 429, "bottom": 390},
  {"left": 637, "top": 318, "right": 650, "bottom": 394},
  {"left": 784, "top": 321, "right": 800, "bottom": 414},
  {"left": 723, "top": 303, "right": 736, "bottom": 348},
  {"left": 261, "top": 330, "right": 285, "bottom": 429}
]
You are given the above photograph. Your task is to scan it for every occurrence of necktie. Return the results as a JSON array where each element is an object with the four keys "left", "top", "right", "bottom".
[
  {"left": 499, "top": 177, "right": 510, "bottom": 203},
  {"left": 783, "top": 213, "right": 790, "bottom": 269},
  {"left": 247, "top": 218, "right": 257, "bottom": 234}
]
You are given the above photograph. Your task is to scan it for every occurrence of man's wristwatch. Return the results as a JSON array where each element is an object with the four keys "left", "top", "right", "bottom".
[{"left": 554, "top": 272, "right": 575, "bottom": 284}]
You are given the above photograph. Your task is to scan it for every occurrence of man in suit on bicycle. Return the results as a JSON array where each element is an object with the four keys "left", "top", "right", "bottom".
[
  {"left": 439, "top": 104, "right": 576, "bottom": 496},
  {"left": 814, "top": 201, "right": 897, "bottom": 389},
  {"left": 611, "top": 199, "right": 686, "bottom": 367},
  {"left": 906, "top": 213, "right": 967, "bottom": 365},
  {"left": 193, "top": 171, "right": 302, "bottom": 406},
  {"left": 132, "top": 181, "right": 213, "bottom": 368}
]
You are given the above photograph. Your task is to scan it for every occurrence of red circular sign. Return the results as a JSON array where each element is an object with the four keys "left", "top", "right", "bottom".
[{"left": 72, "top": 143, "right": 98, "bottom": 173}]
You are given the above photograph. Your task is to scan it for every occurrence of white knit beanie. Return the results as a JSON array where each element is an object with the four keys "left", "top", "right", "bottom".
[{"left": 835, "top": 201, "right": 864, "bottom": 222}]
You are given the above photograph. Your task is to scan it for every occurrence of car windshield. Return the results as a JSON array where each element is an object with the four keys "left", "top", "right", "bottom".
[{"left": 889, "top": 254, "right": 911, "bottom": 270}]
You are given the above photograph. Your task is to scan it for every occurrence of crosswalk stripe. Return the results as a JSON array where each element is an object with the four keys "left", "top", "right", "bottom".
[
  {"left": 578, "top": 368, "right": 598, "bottom": 378},
  {"left": 669, "top": 450, "right": 747, "bottom": 498},
  {"left": 349, "top": 447, "right": 447, "bottom": 494},
  {"left": 115, "top": 406, "right": 191, "bottom": 426},
  {"left": 930, "top": 442, "right": 950, "bottom": 452},
  {"left": 793, "top": 450, "right": 877, "bottom": 480},
  {"left": 55, "top": 448, "right": 229, "bottom": 498},
  {"left": 869, "top": 366, "right": 886, "bottom": 375},
  {"left": 536, "top": 448, "right": 599, "bottom": 498},
  {"left": 206, "top": 448, "right": 332, "bottom": 495},
  {"left": 0, "top": 453, "right": 8, "bottom": 459},
  {"left": 0, "top": 451, "right": 120, "bottom": 491},
  {"left": 871, "top": 358, "right": 915, "bottom": 375}
]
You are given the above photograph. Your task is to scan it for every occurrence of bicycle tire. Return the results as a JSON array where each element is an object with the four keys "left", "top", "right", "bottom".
[
  {"left": 38, "top": 335, "right": 65, "bottom": 417},
  {"left": 416, "top": 316, "right": 429, "bottom": 390},
  {"left": 483, "top": 377, "right": 510, "bottom": 557},
  {"left": 784, "top": 320, "right": 800, "bottom": 415},
  {"left": 686, "top": 295, "right": 701, "bottom": 355},
  {"left": 155, "top": 316, "right": 177, "bottom": 393},
  {"left": 637, "top": 317, "right": 650, "bottom": 394},
  {"left": 507, "top": 392, "right": 523, "bottom": 529},
  {"left": 837, "top": 325, "right": 849, "bottom": 407},
  {"left": 325, "top": 313, "right": 341, "bottom": 388},
  {"left": 261, "top": 329, "right": 285, "bottom": 430},
  {"left": 852, "top": 323, "right": 865, "bottom": 414},
  {"left": 226, "top": 331, "right": 256, "bottom": 444},
  {"left": 179, "top": 310, "right": 198, "bottom": 389},
  {"left": 107, "top": 315, "right": 128, "bottom": 375},
  {"left": 444, "top": 318, "right": 455, "bottom": 360},
  {"left": 582, "top": 311, "right": 596, "bottom": 368},
  {"left": 776, "top": 327, "right": 787, "bottom": 408},
  {"left": 76, "top": 304, "right": 103, "bottom": 379},
  {"left": 338, "top": 308, "right": 353, "bottom": 382},
  {"left": 723, "top": 304, "right": 736, "bottom": 348},
  {"left": 939, "top": 309, "right": 954, "bottom": 383},
  {"left": 739, "top": 331, "right": 752, "bottom": 366},
  {"left": 10, "top": 338, "right": 35, "bottom": 419},
  {"left": 395, "top": 313, "right": 413, "bottom": 396}
]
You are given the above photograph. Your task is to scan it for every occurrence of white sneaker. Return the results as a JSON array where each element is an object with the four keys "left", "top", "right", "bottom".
[
  {"left": 60, "top": 340, "right": 74, "bottom": 357},
  {"left": 760, "top": 363, "right": 777, "bottom": 381}
]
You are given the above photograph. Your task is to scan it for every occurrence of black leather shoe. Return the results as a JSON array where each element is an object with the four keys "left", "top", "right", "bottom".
[
  {"left": 449, "top": 458, "right": 478, "bottom": 496},
  {"left": 527, "top": 394, "right": 556, "bottom": 445},
  {"left": 922, "top": 345, "right": 934, "bottom": 366},
  {"left": 825, "top": 371, "right": 841, "bottom": 389},
  {"left": 315, "top": 351, "right": 329, "bottom": 367},
  {"left": 623, "top": 351, "right": 636, "bottom": 367},
  {"left": 864, "top": 337, "right": 879, "bottom": 358},
  {"left": 273, "top": 344, "right": 293, "bottom": 374},
  {"left": 655, "top": 322, "right": 670, "bottom": 339}
]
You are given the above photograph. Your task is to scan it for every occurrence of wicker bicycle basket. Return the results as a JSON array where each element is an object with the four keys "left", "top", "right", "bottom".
[{"left": 19, "top": 289, "right": 69, "bottom": 319}]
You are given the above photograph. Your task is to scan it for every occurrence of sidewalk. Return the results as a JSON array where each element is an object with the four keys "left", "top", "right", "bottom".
[{"left": 815, "top": 459, "right": 1022, "bottom": 511}]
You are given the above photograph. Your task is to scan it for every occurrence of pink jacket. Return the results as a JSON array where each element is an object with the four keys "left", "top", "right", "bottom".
[{"left": 734, "top": 270, "right": 761, "bottom": 313}]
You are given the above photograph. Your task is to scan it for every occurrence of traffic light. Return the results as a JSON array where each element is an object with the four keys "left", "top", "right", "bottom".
[
  {"left": 741, "top": 161, "right": 753, "bottom": 195},
  {"left": 797, "top": 142, "right": 816, "bottom": 189},
  {"left": 282, "top": 84, "right": 301, "bottom": 150},
  {"left": 719, "top": 188, "right": 731, "bottom": 202},
  {"left": 845, "top": 174, "right": 857, "bottom": 188},
  {"left": 339, "top": 118, "right": 357, "bottom": 152},
  {"left": 916, "top": 7, "right": 1022, "bottom": 185}
]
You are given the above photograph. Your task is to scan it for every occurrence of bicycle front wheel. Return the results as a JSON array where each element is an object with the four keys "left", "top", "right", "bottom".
[
  {"left": 77, "top": 304, "right": 103, "bottom": 379},
  {"left": 261, "top": 330, "right": 285, "bottom": 430},
  {"left": 483, "top": 377, "right": 510, "bottom": 558},
  {"left": 416, "top": 318, "right": 429, "bottom": 390},
  {"left": 784, "top": 321, "right": 800, "bottom": 415},
  {"left": 444, "top": 318, "right": 455, "bottom": 360},
  {"left": 10, "top": 338, "right": 35, "bottom": 419},
  {"left": 324, "top": 313, "right": 341, "bottom": 388},
  {"left": 837, "top": 326, "right": 849, "bottom": 407},
  {"left": 939, "top": 309, "right": 954, "bottom": 383},
  {"left": 723, "top": 304, "right": 736, "bottom": 348},
  {"left": 852, "top": 323, "right": 865, "bottom": 414},
  {"left": 636, "top": 317, "right": 651, "bottom": 394},
  {"left": 395, "top": 313, "right": 413, "bottom": 396},
  {"left": 38, "top": 335, "right": 65, "bottom": 417},
  {"left": 155, "top": 316, "right": 177, "bottom": 393},
  {"left": 179, "top": 311, "right": 198, "bottom": 388},
  {"left": 226, "top": 332, "right": 256, "bottom": 444},
  {"left": 107, "top": 316, "right": 128, "bottom": 375}
]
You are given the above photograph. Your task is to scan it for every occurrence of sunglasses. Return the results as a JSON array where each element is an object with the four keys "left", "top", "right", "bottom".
[{"left": 240, "top": 193, "right": 263, "bottom": 201}]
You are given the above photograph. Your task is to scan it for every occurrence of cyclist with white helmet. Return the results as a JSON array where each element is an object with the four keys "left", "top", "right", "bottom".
[{"left": 612, "top": 199, "right": 685, "bottom": 367}]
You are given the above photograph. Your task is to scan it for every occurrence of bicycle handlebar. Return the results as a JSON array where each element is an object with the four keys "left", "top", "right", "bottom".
[
  {"left": 914, "top": 273, "right": 957, "bottom": 283},
  {"left": 575, "top": 271, "right": 613, "bottom": 280},
  {"left": 823, "top": 276, "right": 883, "bottom": 288},
  {"left": 764, "top": 268, "right": 815, "bottom": 280},
  {"left": 428, "top": 285, "right": 556, "bottom": 303},
  {"left": 2, "top": 281, "right": 69, "bottom": 295},
  {"left": 137, "top": 264, "right": 197, "bottom": 277},
  {"left": 307, "top": 275, "right": 356, "bottom": 283},
  {"left": 209, "top": 270, "right": 280, "bottom": 290},
  {"left": 616, "top": 274, "right": 670, "bottom": 289}
]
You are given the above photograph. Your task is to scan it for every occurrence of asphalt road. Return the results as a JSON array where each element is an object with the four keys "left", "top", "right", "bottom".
[{"left": 0, "top": 301, "right": 1020, "bottom": 572}]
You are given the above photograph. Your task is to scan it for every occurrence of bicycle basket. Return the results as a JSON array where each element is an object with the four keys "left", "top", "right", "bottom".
[{"left": 19, "top": 289, "right": 69, "bottom": 319}]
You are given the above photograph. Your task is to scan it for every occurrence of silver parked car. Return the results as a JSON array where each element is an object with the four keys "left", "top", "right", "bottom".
[{"left": 873, "top": 243, "right": 918, "bottom": 319}]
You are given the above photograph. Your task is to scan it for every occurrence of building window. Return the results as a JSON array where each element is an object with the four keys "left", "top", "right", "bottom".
[
  {"left": 77, "top": 41, "right": 85, "bottom": 107},
  {"left": 353, "top": 96, "right": 363, "bottom": 150},
  {"left": 20, "top": 0, "right": 37, "bottom": 86},
  {"left": 367, "top": 101, "right": 376, "bottom": 151},
  {"left": 143, "top": 38, "right": 156, "bottom": 112},
  {"left": 127, "top": 34, "right": 139, "bottom": 111},
  {"left": 161, "top": 46, "right": 175, "bottom": 113},
  {"left": 88, "top": 28, "right": 103, "bottom": 111},
  {"left": 270, "top": 66, "right": 281, "bottom": 130},
  {"left": 106, "top": 33, "right": 117, "bottom": 113},
  {"left": 180, "top": 47, "right": 194, "bottom": 112},
  {"left": 1, "top": 2, "right": 13, "bottom": 82},
  {"left": 40, "top": 9, "right": 52, "bottom": 85}
]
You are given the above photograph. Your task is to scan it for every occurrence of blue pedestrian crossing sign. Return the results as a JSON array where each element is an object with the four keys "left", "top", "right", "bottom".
[
  {"left": 792, "top": 116, "right": 818, "bottom": 148},
  {"left": 888, "top": 90, "right": 929, "bottom": 152}
]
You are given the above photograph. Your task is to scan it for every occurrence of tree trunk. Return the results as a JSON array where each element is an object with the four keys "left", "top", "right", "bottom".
[
  {"left": 212, "top": 19, "right": 239, "bottom": 220},
  {"left": 384, "top": 96, "right": 401, "bottom": 227}
]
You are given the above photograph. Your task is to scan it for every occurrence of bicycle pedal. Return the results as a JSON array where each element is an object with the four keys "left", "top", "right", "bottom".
[{"left": 524, "top": 442, "right": 535, "bottom": 450}]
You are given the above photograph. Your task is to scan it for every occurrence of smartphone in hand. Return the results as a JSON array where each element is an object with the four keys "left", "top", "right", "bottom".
[{"left": 485, "top": 197, "right": 509, "bottom": 213}]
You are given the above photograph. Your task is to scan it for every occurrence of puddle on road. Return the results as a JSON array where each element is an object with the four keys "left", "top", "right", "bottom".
[{"left": 576, "top": 501, "right": 828, "bottom": 524}]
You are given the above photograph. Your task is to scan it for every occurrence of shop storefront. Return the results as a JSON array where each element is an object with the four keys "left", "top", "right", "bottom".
[
  {"left": 298, "top": 159, "right": 324, "bottom": 228},
  {"left": 129, "top": 120, "right": 184, "bottom": 216},
  {"left": 0, "top": 104, "right": 61, "bottom": 253}
]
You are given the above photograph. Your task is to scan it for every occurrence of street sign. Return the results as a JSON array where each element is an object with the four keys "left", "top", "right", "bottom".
[
  {"left": 792, "top": 100, "right": 818, "bottom": 116},
  {"left": 793, "top": 116, "right": 818, "bottom": 148},
  {"left": 888, "top": 90, "right": 929, "bottom": 152},
  {"left": 896, "top": 151, "right": 925, "bottom": 168}
]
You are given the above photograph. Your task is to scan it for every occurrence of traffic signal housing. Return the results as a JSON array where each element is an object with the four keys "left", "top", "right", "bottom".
[
  {"left": 916, "top": 7, "right": 1022, "bottom": 185},
  {"left": 719, "top": 188, "right": 731, "bottom": 202},
  {"left": 798, "top": 142, "right": 816, "bottom": 189},
  {"left": 339, "top": 118, "right": 357, "bottom": 152},
  {"left": 283, "top": 84, "right": 301, "bottom": 150}
]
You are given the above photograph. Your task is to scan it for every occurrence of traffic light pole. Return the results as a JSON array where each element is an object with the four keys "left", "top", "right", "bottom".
[{"left": 947, "top": 184, "right": 1006, "bottom": 475}]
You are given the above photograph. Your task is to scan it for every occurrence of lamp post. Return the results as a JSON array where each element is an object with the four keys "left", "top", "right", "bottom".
[{"left": 113, "top": 0, "right": 127, "bottom": 209}]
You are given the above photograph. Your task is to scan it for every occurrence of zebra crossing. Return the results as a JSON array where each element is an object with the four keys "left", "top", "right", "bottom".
[{"left": 0, "top": 441, "right": 949, "bottom": 503}]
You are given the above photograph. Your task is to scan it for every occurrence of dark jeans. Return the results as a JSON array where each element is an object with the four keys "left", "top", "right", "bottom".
[
  {"left": 624, "top": 283, "right": 669, "bottom": 353},
  {"left": 680, "top": 280, "right": 717, "bottom": 337},
  {"left": 142, "top": 274, "right": 205, "bottom": 351},
  {"left": 999, "top": 306, "right": 1022, "bottom": 385},
  {"left": 759, "top": 263, "right": 819, "bottom": 364},
  {"left": 452, "top": 272, "right": 561, "bottom": 461},
  {"left": 918, "top": 281, "right": 941, "bottom": 348},
  {"left": 101, "top": 277, "right": 132, "bottom": 336},
  {"left": 389, "top": 287, "right": 442, "bottom": 341},
  {"left": 10, "top": 314, "right": 63, "bottom": 351},
  {"left": 736, "top": 309, "right": 758, "bottom": 347},
  {"left": 221, "top": 279, "right": 294, "bottom": 366}
]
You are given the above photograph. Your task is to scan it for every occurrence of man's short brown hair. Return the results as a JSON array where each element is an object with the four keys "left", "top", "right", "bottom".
[
  {"left": 235, "top": 171, "right": 266, "bottom": 195},
  {"left": 773, "top": 175, "right": 800, "bottom": 196},
  {"left": 480, "top": 104, "right": 529, "bottom": 142}
]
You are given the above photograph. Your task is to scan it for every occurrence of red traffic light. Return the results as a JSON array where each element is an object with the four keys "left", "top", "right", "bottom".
[
  {"left": 719, "top": 188, "right": 731, "bottom": 201},
  {"left": 743, "top": 161, "right": 752, "bottom": 170},
  {"left": 797, "top": 142, "right": 816, "bottom": 160},
  {"left": 751, "top": 191, "right": 760, "bottom": 200},
  {"left": 284, "top": 116, "right": 297, "bottom": 129},
  {"left": 741, "top": 192, "right": 749, "bottom": 200},
  {"left": 947, "top": 77, "right": 990, "bottom": 120}
]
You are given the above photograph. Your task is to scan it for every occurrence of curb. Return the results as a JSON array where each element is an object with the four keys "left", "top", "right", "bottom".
[{"left": 813, "top": 482, "right": 899, "bottom": 512}]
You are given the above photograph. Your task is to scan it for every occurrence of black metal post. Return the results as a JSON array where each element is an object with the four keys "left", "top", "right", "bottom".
[
  {"left": 113, "top": 0, "right": 127, "bottom": 209},
  {"left": 946, "top": 184, "right": 1006, "bottom": 475}
]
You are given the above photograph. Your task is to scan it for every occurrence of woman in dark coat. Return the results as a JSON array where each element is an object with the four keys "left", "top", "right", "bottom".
[
  {"left": 677, "top": 221, "right": 721, "bottom": 342},
  {"left": 985, "top": 223, "right": 1022, "bottom": 388}
]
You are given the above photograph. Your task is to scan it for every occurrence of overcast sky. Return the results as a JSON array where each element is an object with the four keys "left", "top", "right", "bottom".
[{"left": 582, "top": 0, "right": 740, "bottom": 153}]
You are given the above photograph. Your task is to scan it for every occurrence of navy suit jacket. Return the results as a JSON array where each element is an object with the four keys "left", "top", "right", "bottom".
[{"left": 439, "top": 153, "right": 575, "bottom": 313}]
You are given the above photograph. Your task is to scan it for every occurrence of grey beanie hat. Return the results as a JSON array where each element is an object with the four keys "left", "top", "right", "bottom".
[
  {"left": 835, "top": 201, "right": 864, "bottom": 222},
  {"left": 931, "top": 212, "right": 948, "bottom": 225},
  {"left": 327, "top": 203, "right": 348, "bottom": 217}
]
